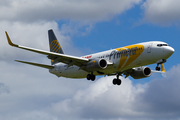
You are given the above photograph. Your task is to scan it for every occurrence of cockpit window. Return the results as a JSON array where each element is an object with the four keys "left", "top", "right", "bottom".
[{"left": 157, "top": 44, "right": 168, "bottom": 47}]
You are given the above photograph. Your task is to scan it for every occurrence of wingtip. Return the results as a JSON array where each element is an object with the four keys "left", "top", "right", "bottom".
[{"left": 5, "top": 31, "right": 18, "bottom": 47}]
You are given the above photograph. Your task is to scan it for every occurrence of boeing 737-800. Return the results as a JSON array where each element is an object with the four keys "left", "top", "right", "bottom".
[{"left": 5, "top": 30, "right": 174, "bottom": 85}]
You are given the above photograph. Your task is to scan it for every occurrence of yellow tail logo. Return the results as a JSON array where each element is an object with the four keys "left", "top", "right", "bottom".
[{"left": 50, "top": 40, "right": 61, "bottom": 53}]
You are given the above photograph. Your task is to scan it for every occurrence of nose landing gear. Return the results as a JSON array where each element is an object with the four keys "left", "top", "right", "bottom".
[
  {"left": 156, "top": 64, "right": 161, "bottom": 71},
  {"left": 156, "top": 59, "right": 167, "bottom": 71}
]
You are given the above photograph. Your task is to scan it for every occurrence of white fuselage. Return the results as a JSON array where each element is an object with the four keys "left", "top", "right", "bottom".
[{"left": 49, "top": 41, "right": 174, "bottom": 78}]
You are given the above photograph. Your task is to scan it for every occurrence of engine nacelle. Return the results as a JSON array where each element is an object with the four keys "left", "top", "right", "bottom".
[
  {"left": 130, "top": 67, "right": 151, "bottom": 79},
  {"left": 86, "top": 58, "right": 107, "bottom": 71}
]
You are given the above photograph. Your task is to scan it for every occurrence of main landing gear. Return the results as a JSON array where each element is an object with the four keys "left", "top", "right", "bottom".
[
  {"left": 112, "top": 75, "right": 122, "bottom": 86},
  {"left": 87, "top": 73, "right": 96, "bottom": 81},
  {"left": 86, "top": 73, "right": 122, "bottom": 86}
]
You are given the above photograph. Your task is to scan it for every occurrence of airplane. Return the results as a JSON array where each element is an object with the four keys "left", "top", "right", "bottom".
[{"left": 5, "top": 30, "right": 174, "bottom": 85}]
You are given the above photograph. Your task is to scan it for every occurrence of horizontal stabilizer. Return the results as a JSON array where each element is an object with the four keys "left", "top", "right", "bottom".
[{"left": 15, "top": 60, "right": 54, "bottom": 69}]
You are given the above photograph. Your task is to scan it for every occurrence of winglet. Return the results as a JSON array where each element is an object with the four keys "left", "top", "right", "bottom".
[
  {"left": 5, "top": 31, "right": 18, "bottom": 47},
  {"left": 161, "top": 63, "right": 166, "bottom": 72}
]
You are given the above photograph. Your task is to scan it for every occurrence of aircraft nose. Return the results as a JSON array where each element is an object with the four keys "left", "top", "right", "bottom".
[
  {"left": 164, "top": 46, "right": 175, "bottom": 56},
  {"left": 168, "top": 46, "right": 175, "bottom": 54}
]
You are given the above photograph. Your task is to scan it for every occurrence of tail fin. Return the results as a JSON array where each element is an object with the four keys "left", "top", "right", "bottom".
[
  {"left": 48, "top": 29, "right": 64, "bottom": 54},
  {"left": 48, "top": 29, "right": 64, "bottom": 65}
]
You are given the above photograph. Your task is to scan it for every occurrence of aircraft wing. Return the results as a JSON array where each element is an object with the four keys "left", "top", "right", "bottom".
[{"left": 5, "top": 32, "right": 89, "bottom": 67}]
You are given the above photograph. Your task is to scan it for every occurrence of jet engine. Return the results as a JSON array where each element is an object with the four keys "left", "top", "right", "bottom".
[
  {"left": 130, "top": 67, "right": 151, "bottom": 79},
  {"left": 86, "top": 58, "right": 107, "bottom": 71}
]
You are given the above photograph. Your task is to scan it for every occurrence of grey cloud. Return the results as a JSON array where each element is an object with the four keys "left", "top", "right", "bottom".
[
  {"left": 0, "top": 21, "right": 57, "bottom": 60},
  {"left": 142, "top": 0, "right": 180, "bottom": 26},
  {"left": 0, "top": 60, "right": 180, "bottom": 120},
  {"left": 0, "top": 1, "right": 180, "bottom": 118},
  {"left": 0, "top": 83, "right": 10, "bottom": 94},
  {"left": 138, "top": 64, "right": 180, "bottom": 117},
  {"left": 0, "top": 0, "right": 10, "bottom": 7},
  {"left": 0, "top": 0, "right": 143, "bottom": 40},
  {"left": 50, "top": 64, "right": 180, "bottom": 120},
  {"left": 0, "top": 21, "right": 85, "bottom": 62},
  {"left": 0, "top": 60, "right": 90, "bottom": 120},
  {"left": 0, "top": 0, "right": 142, "bottom": 23},
  {"left": 51, "top": 76, "right": 144, "bottom": 119}
]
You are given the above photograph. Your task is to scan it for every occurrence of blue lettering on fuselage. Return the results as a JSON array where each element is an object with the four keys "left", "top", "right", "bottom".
[{"left": 109, "top": 47, "right": 137, "bottom": 60}]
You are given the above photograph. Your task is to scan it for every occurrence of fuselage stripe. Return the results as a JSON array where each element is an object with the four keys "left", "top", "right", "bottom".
[{"left": 116, "top": 44, "right": 144, "bottom": 70}]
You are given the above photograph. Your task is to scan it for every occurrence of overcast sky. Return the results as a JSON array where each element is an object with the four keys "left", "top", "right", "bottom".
[{"left": 0, "top": 0, "right": 180, "bottom": 120}]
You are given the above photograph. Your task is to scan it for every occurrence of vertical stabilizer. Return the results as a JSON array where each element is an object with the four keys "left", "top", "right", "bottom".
[
  {"left": 48, "top": 29, "right": 64, "bottom": 64},
  {"left": 48, "top": 29, "right": 64, "bottom": 54}
]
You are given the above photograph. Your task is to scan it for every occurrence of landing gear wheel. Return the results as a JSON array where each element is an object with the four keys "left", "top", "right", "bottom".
[
  {"left": 91, "top": 75, "right": 96, "bottom": 81},
  {"left": 113, "top": 79, "right": 117, "bottom": 85},
  {"left": 87, "top": 74, "right": 91, "bottom": 80},
  {"left": 112, "top": 78, "right": 122, "bottom": 85},
  {"left": 156, "top": 63, "right": 161, "bottom": 71},
  {"left": 87, "top": 74, "right": 96, "bottom": 81},
  {"left": 117, "top": 79, "right": 122, "bottom": 85},
  {"left": 156, "top": 66, "right": 161, "bottom": 71}
]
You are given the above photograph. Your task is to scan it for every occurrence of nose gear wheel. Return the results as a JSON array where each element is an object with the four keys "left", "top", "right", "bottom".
[{"left": 156, "top": 64, "right": 161, "bottom": 71}]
